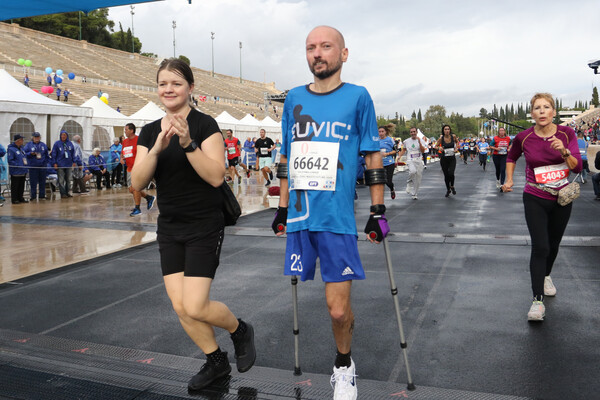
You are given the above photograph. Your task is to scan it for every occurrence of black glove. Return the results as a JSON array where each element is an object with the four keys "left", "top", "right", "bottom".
[
  {"left": 272, "top": 207, "right": 288, "bottom": 234},
  {"left": 364, "top": 213, "right": 389, "bottom": 242}
]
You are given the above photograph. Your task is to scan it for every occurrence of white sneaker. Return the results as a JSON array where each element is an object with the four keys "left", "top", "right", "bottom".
[
  {"left": 527, "top": 301, "right": 545, "bottom": 321},
  {"left": 544, "top": 276, "right": 556, "bottom": 296},
  {"left": 496, "top": 180, "right": 501, "bottom": 189},
  {"left": 331, "top": 359, "right": 357, "bottom": 400},
  {"left": 412, "top": 195, "right": 418, "bottom": 200}
]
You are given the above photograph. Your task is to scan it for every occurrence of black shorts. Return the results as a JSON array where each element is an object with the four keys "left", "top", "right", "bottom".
[
  {"left": 157, "top": 227, "right": 224, "bottom": 278},
  {"left": 228, "top": 157, "right": 239, "bottom": 167}
]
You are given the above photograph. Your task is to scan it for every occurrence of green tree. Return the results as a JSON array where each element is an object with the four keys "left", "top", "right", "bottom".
[
  {"left": 14, "top": 10, "right": 142, "bottom": 52},
  {"left": 178, "top": 55, "right": 191, "bottom": 65},
  {"left": 479, "top": 108, "right": 488, "bottom": 118},
  {"left": 422, "top": 105, "right": 447, "bottom": 136},
  {"left": 592, "top": 87, "right": 599, "bottom": 107},
  {"left": 417, "top": 109, "right": 422, "bottom": 123},
  {"left": 411, "top": 110, "right": 417, "bottom": 119}
]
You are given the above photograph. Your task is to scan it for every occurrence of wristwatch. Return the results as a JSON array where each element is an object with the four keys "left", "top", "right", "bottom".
[
  {"left": 561, "top": 149, "right": 571, "bottom": 159},
  {"left": 370, "top": 204, "right": 386, "bottom": 214},
  {"left": 182, "top": 140, "right": 198, "bottom": 153}
]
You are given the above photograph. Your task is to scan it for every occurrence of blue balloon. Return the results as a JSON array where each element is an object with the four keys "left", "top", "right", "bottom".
[
  {"left": 55, "top": 76, "right": 63, "bottom": 84},
  {"left": 68, "top": 72, "right": 75, "bottom": 80},
  {"left": 56, "top": 69, "right": 63, "bottom": 76},
  {"left": 45, "top": 67, "right": 52, "bottom": 74}
]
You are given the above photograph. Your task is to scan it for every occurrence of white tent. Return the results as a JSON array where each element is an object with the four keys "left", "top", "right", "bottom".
[
  {"left": 236, "top": 113, "right": 282, "bottom": 141},
  {"left": 238, "top": 114, "right": 262, "bottom": 127},
  {"left": 81, "top": 96, "right": 134, "bottom": 127},
  {"left": 214, "top": 111, "right": 240, "bottom": 131},
  {"left": 81, "top": 96, "right": 146, "bottom": 149},
  {"left": 129, "top": 101, "right": 165, "bottom": 125},
  {"left": 260, "top": 116, "right": 282, "bottom": 141},
  {"left": 260, "top": 116, "right": 280, "bottom": 128},
  {"left": 0, "top": 69, "right": 92, "bottom": 147}
]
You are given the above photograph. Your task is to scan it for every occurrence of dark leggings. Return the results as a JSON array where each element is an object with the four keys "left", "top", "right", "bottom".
[
  {"left": 384, "top": 164, "right": 395, "bottom": 191},
  {"left": 493, "top": 154, "right": 507, "bottom": 184},
  {"left": 439, "top": 156, "right": 456, "bottom": 190},
  {"left": 523, "top": 192, "right": 572, "bottom": 298}
]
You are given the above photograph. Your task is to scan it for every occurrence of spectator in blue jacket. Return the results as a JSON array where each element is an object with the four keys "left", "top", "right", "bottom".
[
  {"left": 23, "top": 132, "right": 49, "bottom": 200},
  {"left": 7, "top": 135, "right": 28, "bottom": 204},
  {"left": 88, "top": 148, "right": 111, "bottom": 190},
  {"left": 56, "top": 87, "right": 61, "bottom": 101},
  {"left": 109, "top": 137, "right": 122, "bottom": 187},
  {"left": 0, "top": 143, "right": 6, "bottom": 203},
  {"left": 51, "top": 130, "right": 77, "bottom": 198}
]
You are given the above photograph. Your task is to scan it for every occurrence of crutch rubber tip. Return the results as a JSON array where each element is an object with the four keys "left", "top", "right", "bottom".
[
  {"left": 407, "top": 383, "right": 416, "bottom": 391},
  {"left": 294, "top": 367, "right": 302, "bottom": 376}
]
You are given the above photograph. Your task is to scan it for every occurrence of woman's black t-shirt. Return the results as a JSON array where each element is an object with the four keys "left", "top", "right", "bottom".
[{"left": 138, "top": 108, "right": 224, "bottom": 234}]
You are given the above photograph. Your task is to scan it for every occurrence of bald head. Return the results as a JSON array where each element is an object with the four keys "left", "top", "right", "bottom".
[
  {"left": 305, "top": 26, "right": 348, "bottom": 81},
  {"left": 307, "top": 25, "right": 345, "bottom": 49}
]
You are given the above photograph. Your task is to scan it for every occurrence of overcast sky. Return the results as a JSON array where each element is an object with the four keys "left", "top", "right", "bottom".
[{"left": 109, "top": 0, "right": 600, "bottom": 118}]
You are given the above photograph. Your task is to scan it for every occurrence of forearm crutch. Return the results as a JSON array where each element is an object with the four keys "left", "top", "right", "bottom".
[
  {"left": 382, "top": 237, "right": 416, "bottom": 390},
  {"left": 291, "top": 275, "right": 302, "bottom": 375}
]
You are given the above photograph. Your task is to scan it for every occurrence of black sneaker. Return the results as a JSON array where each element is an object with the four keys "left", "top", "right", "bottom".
[
  {"left": 268, "top": 171, "right": 273, "bottom": 181},
  {"left": 265, "top": 180, "right": 271, "bottom": 187},
  {"left": 188, "top": 356, "right": 232, "bottom": 391},
  {"left": 232, "top": 320, "right": 256, "bottom": 373}
]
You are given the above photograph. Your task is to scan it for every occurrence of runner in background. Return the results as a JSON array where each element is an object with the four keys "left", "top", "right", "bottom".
[
  {"left": 398, "top": 127, "right": 425, "bottom": 199},
  {"left": 490, "top": 127, "right": 512, "bottom": 189},
  {"left": 378, "top": 123, "right": 398, "bottom": 199}
]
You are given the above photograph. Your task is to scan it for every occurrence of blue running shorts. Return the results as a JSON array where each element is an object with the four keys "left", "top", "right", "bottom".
[{"left": 284, "top": 230, "right": 365, "bottom": 282}]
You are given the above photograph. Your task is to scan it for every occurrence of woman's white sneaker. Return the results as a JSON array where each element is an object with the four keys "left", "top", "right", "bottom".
[
  {"left": 544, "top": 276, "right": 556, "bottom": 296},
  {"left": 527, "top": 301, "right": 545, "bottom": 321}
]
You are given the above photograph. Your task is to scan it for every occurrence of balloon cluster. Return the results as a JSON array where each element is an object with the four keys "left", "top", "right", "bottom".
[
  {"left": 44, "top": 67, "right": 76, "bottom": 80},
  {"left": 100, "top": 92, "right": 109, "bottom": 104},
  {"left": 41, "top": 86, "right": 54, "bottom": 94},
  {"left": 17, "top": 58, "right": 33, "bottom": 67}
]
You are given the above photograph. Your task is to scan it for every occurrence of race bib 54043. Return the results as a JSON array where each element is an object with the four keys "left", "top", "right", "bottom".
[
  {"left": 289, "top": 141, "right": 339, "bottom": 191},
  {"left": 534, "top": 163, "right": 569, "bottom": 188}
]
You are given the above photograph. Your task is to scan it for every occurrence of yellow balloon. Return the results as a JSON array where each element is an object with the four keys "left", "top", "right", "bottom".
[{"left": 100, "top": 96, "right": 108, "bottom": 104}]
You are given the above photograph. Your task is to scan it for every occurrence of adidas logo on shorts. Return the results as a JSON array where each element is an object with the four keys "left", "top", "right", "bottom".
[{"left": 342, "top": 266, "right": 354, "bottom": 276}]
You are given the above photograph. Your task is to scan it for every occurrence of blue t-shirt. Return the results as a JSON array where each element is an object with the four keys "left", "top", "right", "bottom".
[
  {"left": 379, "top": 136, "right": 396, "bottom": 166},
  {"left": 281, "top": 83, "right": 380, "bottom": 236},
  {"left": 577, "top": 138, "right": 588, "bottom": 161},
  {"left": 477, "top": 142, "right": 490, "bottom": 154}
]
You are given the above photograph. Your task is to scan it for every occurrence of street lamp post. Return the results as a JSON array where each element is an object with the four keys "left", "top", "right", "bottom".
[
  {"left": 211, "top": 32, "right": 215, "bottom": 77},
  {"left": 172, "top": 21, "right": 177, "bottom": 58},
  {"left": 239, "top": 41, "right": 242, "bottom": 83},
  {"left": 130, "top": 6, "right": 135, "bottom": 53}
]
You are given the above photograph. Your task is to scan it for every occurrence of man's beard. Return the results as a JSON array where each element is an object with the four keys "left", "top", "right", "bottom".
[{"left": 310, "top": 59, "right": 343, "bottom": 80}]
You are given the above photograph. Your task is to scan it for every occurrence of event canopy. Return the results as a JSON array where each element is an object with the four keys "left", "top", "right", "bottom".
[
  {"left": 1, "top": 0, "right": 162, "bottom": 21},
  {"left": 0, "top": 69, "right": 92, "bottom": 146},
  {"left": 260, "top": 116, "right": 280, "bottom": 128},
  {"left": 81, "top": 96, "right": 140, "bottom": 127},
  {"left": 0, "top": 69, "right": 73, "bottom": 106},
  {"left": 215, "top": 111, "right": 240, "bottom": 125},
  {"left": 238, "top": 114, "right": 262, "bottom": 127},
  {"left": 129, "top": 101, "right": 165, "bottom": 125}
]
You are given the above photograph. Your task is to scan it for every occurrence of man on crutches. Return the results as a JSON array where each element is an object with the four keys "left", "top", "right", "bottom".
[{"left": 271, "top": 25, "right": 388, "bottom": 400}]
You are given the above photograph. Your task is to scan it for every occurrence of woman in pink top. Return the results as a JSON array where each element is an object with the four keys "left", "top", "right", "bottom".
[{"left": 503, "top": 93, "right": 582, "bottom": 322}]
